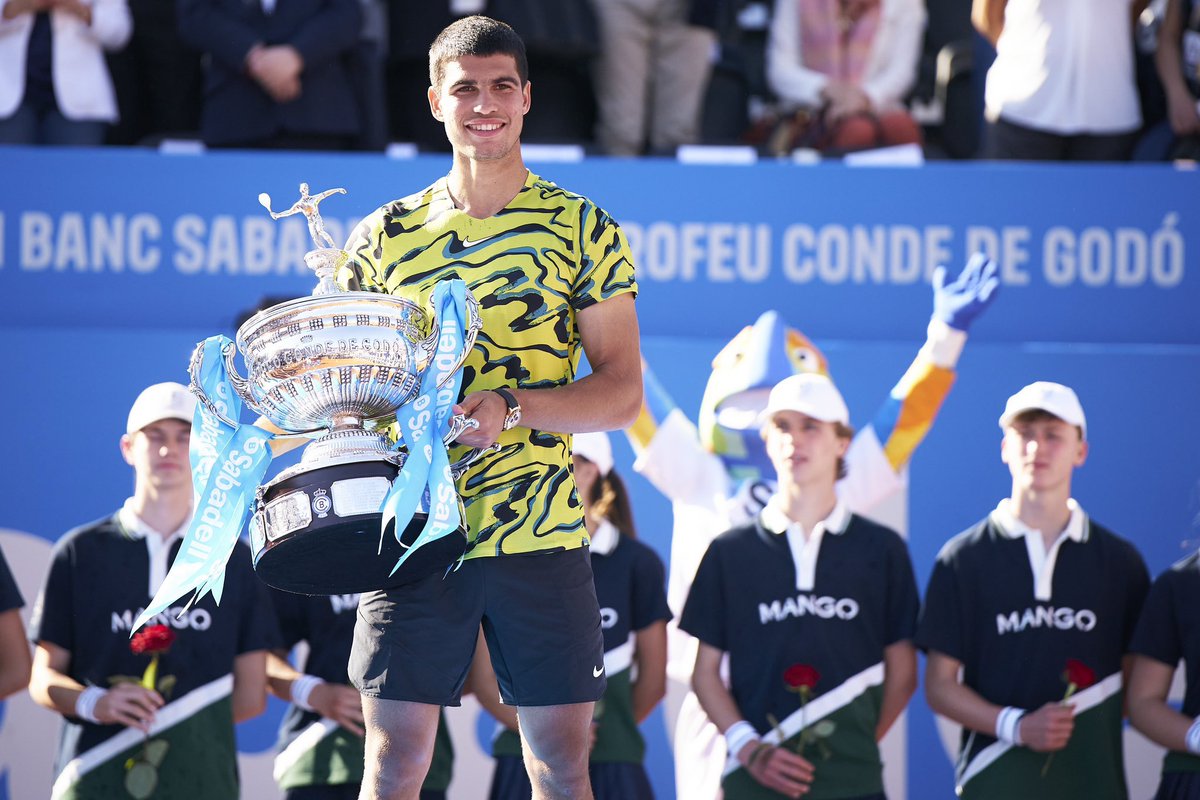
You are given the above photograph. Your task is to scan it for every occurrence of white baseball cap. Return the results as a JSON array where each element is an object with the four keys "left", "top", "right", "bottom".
[
  {"left": 759, "top": 373, "right": 849, "bottom": 427},
  {"left": 126, "top": 382, "right": 197, "bottom": 434},
  {"left": 998, "top": 381, "right": 1087, "bottom": 440},
  {"left": 573, "top": 431, "right": 613, "bottom": 476}
]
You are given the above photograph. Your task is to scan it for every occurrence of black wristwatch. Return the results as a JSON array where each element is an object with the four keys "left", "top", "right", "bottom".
[{"left": 493, "top": 387, "right": 522, "bottom": 431}]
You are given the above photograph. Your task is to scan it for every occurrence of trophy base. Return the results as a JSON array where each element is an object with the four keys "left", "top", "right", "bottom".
[{"left": 250, "top": 458, "right": 466, "bottom": 595}]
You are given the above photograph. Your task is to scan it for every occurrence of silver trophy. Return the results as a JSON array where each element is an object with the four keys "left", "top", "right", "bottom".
[{"left": 189, "top": 183, "right": 484, "bottom": 594}]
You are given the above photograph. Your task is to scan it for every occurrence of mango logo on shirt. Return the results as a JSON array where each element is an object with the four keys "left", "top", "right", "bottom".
[
  {"left": 113, "top": 607, "right": 212, "bottom": 633},
  {"left": 996, "top": 605, "right": 1097, "bottom": 635},
  {"left": 758, "top": 594, "right": 860, "bottom": 624}
]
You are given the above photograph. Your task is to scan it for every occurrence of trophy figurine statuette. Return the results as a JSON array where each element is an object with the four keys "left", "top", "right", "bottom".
[{"left": 134, "top": 184, "right": 484, "bottom": 629}]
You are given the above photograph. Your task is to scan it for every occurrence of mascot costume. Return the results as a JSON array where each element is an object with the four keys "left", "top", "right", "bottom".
[{"left": 626, "top": 254, "right": 999, "bottom": 800}]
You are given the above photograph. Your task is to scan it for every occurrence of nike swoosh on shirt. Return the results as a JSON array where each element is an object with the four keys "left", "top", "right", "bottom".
[{"left": 593, "top": 665, "right": 604, "bottom": 678}]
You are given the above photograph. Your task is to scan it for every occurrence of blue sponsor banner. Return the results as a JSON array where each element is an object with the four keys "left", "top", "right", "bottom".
[
  {"left": 0, "top": 147, "right": 1195, "bottom": 345},
  {"left": 1, "top": 147, "right": 1197, "bottom": 800}
]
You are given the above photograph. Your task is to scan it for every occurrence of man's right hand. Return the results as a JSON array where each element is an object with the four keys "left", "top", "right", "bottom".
[
  {"left": 309, "top": 683, "right": 366, "bottom": 737},
  {"left": 1017, "top": 702, "right": 1075, "bottom": 751},
  {"left": 95, "top": 683, "right": 164, "bottom": 733},
  {"left": 737, "top": 741, "right": 814, "bottom": 798}
]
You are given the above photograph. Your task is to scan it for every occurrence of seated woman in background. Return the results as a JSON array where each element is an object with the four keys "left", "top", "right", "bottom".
[{"left": 765, "top": 0, "right": 925, "bottom": 155}]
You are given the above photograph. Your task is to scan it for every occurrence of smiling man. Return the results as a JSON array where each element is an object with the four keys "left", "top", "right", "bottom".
[
  {"left": 916, "top": 381, "right": 1150, "bottom": 799},
  {"left": 681, "top": 373, "right": 919, "bottom": 800},
  {"left": 338, "top": 15, "right": 642, "bottom": 800}
]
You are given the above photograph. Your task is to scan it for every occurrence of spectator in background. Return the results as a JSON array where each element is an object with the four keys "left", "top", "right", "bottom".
[
  {"left": 973, "top": 0, "right": 1147, "bottom": 160},
  {"left": 1127, "top": 548, "right": 1200, "bottom": 799},
  {"left": 1152, "top": 0, "right": 1200, "bottom": 158},
  {"left": 0, "top": 0, "right": 130, "bottom": 145},
  {"left": 0, "top": 545, "right": 31, "bottom": 700},
  {"left": 105, "top": 0, "right": 203, "bottom": 146},
  {"left": 766, "top": 0, "right": 925, "bottom": 154},
  {"left": 177, "top": 0, "right": 362, "bottom": 150},
  {"left": 917, "top": 382, "right": 1150, "bottom": 799},
  {"left": 591, "top": 0, "right": 716, "bottom": 156}
]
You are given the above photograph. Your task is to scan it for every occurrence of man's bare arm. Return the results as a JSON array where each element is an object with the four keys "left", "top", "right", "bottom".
[
  {"left": 0, "top": 609, "right": 31, "bottom": 700},
  {"left": 454, "top": 293, "right": 642, "bottom": 447},
  {"left": 1128, "top": 655, "right": 1191, "bottom": 751},
  {"left": 231, "top": 650, "right": 268, "bottom": 723},
  {"left": 925, "top": 649, "right": 1074, "bottom": 752},
  {"left": 971, "top": 0, "right": 1007, "bottom": 45},
  {"left": 876, "top": 640, "right": 917, "bottom": 740},
  {"left": 30, "top": 641, "right": 162, "bottom": 732}
]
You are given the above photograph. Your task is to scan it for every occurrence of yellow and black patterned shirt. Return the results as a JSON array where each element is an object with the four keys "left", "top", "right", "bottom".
[{"left": 340, "top": 171, "right": 637, "bottom": 558}]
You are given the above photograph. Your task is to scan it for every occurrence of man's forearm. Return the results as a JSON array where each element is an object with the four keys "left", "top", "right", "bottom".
[
  {"left": 693, "top": 666, "right": 746, "bottom": 735},
  {"left": 876, "top": 642, "right": 917, "bottom": 739},
  {"left": 926, "top": 673, "right": 1003, "bottom": 736},
  {"left": 31, "top": 669, "right": 86, "bottom": 717}
]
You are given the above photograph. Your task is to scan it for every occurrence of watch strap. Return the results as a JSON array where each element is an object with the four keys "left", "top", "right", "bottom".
[{"left": 493, "top": 387, "right": 521, "bottom": 430}]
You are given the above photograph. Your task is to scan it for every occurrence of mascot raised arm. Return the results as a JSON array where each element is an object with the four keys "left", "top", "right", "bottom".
[{"left": 626, "top": 254, "right": 999, "bottom": 800}]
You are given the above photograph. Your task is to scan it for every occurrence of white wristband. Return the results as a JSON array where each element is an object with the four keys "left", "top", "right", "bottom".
[
  {"left": 995, "top": 706, "right": 1025, "bottom": 745},
  {"left": 724, "top": 720, "right": 761, "bottom": 760},
  {"left": 290, "top": 674, "right": 326, "bottom": 712},
  {"left": 1186, "top": 716, "right": 1200, "bottom": 755},
  {"left": 75, "top": 686, "right": 107, "bottom": 724}
]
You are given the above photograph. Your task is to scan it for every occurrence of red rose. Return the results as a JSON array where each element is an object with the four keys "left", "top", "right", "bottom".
[
  {"left": 131, "top": 625, "right": 176, "bottom": 655},
  {"left": 1063, "top": 659, "right": 1095, "bottom": 690},
  {"left": 784, "top": 664, "right": 820, "bottom": 691}
]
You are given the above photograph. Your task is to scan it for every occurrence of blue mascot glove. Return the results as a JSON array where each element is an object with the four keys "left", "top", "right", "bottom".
[{"left": 932, "top": 252, "right": 1000, "bottom": 332}]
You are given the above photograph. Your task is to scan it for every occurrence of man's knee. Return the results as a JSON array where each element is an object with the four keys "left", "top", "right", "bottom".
[
  {"left": 362, "top": 729, "right": 436, "bottom": 800},
  {"left": 523, "top": 748, "right": 591, "bottom": 798},
  {"left": 518, "top": 704, "right": 594, "bottom": 797},
  {"left": 359, "top": 699, "right": 441, "bottom": 800}
]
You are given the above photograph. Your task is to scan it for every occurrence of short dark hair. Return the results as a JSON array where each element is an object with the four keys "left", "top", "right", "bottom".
[{"left": 428, "top": 15, "right": 528, "bottom": 90}]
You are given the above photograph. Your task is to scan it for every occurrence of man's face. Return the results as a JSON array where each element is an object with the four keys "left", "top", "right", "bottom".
[
  {"left": 429, "top": 54, "right": 530, "bottom": 162},
  {"left": 764, "top": 410, "right": 848, "bottom": 489},
  {"left": 121, "top": 419, "right": 191, "bottom": 490},
  {"left": 1001, "top": 416, "right": 1087, "bottom": 494}
]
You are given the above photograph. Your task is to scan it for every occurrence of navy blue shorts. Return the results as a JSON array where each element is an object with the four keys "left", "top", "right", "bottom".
[{"left": 350, "top": 547, "right": 606, "bottom": 707}]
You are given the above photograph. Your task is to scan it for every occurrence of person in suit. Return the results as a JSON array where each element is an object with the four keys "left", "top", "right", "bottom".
[
  {"left": 176, "top": 0, "right": 362, "bottom": 149},
  {"left": 0, "top": 0, "right": 131, "bottom": 145}
]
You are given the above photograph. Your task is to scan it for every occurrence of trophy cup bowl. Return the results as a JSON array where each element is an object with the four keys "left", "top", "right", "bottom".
[
  {"left": 234, "top": 290, "right": 428, "bottom": 437},
  {"left": 191, "top": 183, "right": 486, "bottom": 595},
  {"left": 225, "top": 289, "right": 481, "bottom": 595}
]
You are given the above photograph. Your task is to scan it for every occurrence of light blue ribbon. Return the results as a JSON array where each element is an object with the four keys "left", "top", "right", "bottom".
[
  {"left": 133, "top": 336, "right": 274, "bottom": 632},
  {"left": 381, "top": 280, "right": 468, "bottom": 576}
]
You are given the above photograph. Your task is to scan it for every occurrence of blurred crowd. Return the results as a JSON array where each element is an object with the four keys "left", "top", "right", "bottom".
[{"left": 0, "top": 0, "right": 1196, "bottom": 160}]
